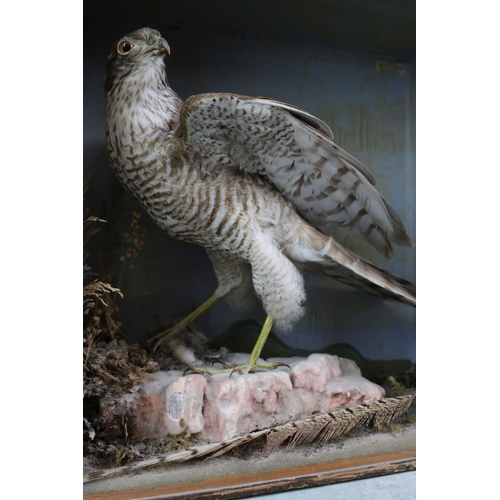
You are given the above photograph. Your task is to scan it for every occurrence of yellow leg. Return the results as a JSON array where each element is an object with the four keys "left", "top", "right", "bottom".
[
  {"left": 148, "top": 293, "right": 220, "bottom": 351},
  {"left": 189, "top": 315, "right": 285, "bottom": 375},
  {"left": 245, "top": 315, "right": 274, "bottom": 371}
]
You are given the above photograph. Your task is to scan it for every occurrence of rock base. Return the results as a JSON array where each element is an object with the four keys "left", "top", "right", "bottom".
[{"left": 102, "top": 353, "right": 385, "bottom": 442}]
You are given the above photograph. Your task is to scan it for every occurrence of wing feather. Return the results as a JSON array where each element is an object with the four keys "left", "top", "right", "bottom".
[
  {"left": 179, "top": 93, "right": 412, "bottom": 257},
  {"left": 252, "top": 97, "right": 334, "bottom": 140}
]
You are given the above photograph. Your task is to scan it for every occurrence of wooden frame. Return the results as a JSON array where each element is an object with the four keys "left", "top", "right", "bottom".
[
  {"left": 84, "top": 449, "right": 415, "bottom": 500},
  {"left": 83, "top": 4, "right": 416, "bottom": 499}
]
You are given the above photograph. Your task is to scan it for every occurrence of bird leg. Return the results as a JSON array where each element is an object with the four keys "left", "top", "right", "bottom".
[
  {"left": 188, "top": 315, "right": 287, "bottom": 375},
  {"left": 148, "top": 293, "right": 220, "bottom": 353},
  {"left": 242, "top": 315, "right": 275, "bottom": 373}
]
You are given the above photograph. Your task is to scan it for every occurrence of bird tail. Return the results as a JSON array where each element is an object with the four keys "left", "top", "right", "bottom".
[{"left": 291, "top": 225, "right": 415, "bottom": 306}]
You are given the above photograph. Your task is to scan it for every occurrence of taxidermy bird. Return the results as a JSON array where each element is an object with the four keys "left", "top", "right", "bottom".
[{"left": 105, "top": 27, "right": 415, "bottom": 374}]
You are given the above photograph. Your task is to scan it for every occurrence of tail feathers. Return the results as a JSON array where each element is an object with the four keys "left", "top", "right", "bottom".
[
  {"left": 298, "top": 226, "right": 416, "bottom": 306},
  {"left": 322, "top": 259, "right": 416, "bottom": 306}
]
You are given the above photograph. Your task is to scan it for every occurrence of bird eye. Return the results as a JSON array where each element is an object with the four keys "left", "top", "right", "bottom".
[{"left": 117, "top": 40, "right": 133, "bottom": 55}]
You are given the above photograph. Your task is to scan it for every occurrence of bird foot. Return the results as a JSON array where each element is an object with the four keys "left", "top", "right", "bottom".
[
  {"left": 184, "top": 361, "right": 290, "bottom": 377},
  {"left": 148, "top": 294, "right": 221, "bottom": 352},
  {"left": 229, "top": 361, "right": 290, "bottom": 377}
]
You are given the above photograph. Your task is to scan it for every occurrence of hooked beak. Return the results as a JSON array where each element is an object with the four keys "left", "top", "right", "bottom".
[{"left": 152, "top": 37, "right": 170, "bottom": 56}]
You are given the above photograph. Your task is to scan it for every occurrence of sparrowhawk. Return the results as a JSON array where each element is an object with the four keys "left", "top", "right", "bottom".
[{"left": 105, "top": 27, "right": 415, "bottom": 374}]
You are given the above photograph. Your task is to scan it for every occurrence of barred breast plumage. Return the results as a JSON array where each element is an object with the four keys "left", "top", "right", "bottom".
[{"left": 105, "top": 27, "right": 415, "bottom": 370}]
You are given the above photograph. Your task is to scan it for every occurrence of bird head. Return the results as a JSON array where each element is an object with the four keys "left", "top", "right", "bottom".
[{"left": 105, "top": 27, "right": 170, "bottom": 92}]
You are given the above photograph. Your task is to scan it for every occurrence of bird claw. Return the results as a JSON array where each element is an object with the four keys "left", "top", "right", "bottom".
[
  {"left": 229, "top": 366, "right": 245, "bottom": 377},
  {"left": 181, "top": 360, "right": 282, "bottom": 377},
  {"left": 271, "top": 361, "right": 291, "bottom": 370},
  {"left": 211, "top": 360, "right": 230, "bottom": 368},
  {"left": 228, "top": 361, "right": 289, "bottom": 377},
  {"left": 208, "top": 355, "right": 231, "bottom": 368}
]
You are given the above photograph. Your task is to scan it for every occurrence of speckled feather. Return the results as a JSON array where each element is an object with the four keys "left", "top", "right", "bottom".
[{"left": 105, "top": 28, "right": 415, "bottom": 332}]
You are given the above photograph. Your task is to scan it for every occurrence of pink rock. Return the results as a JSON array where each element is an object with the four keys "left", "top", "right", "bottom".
[
  {"left": 121, "top": 371, "right": 182, "bottom": 440},
  {"left": 289, "top": 353, "right": 359, "bottom": 391},
  {"left": 289, "top": 354, "right": 384, "bottom": 410},
  {"left": 164, "top": 374, "right": 207, "bottom": 435},
  {"left": 102, "top": 353, "right": 385, "bottom": 443},
  {"left": 202, "top": 370, "right": 295, "bottom": 441}
]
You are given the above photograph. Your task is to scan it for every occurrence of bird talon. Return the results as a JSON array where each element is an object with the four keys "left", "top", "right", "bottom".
[
  {"left": 210, "top": 359, "right": 227, "bottom": 368},
  {"left": 183, "top": 366, "right": 196, "bottom": 376},
  {"left": 272, "top": 362, "right": 290, "bottom": 370}
]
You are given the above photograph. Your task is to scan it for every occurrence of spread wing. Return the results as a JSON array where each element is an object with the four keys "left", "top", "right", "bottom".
[{"left": 177, "top": 93, "right": 412, "bottom": 258}]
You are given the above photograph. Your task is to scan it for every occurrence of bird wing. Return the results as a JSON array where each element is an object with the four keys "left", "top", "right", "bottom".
[{"left": 177, "top": 93, "right": 412, "bottom": 258}]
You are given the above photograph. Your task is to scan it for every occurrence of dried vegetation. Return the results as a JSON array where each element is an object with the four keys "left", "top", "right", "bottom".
[{"left": 83, "top": 175, "right": 165, "bottom": 469}]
